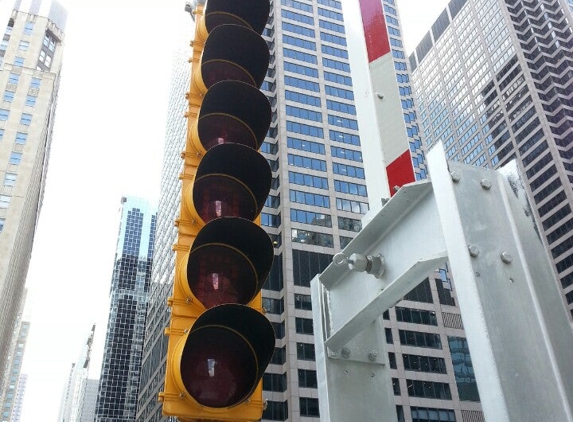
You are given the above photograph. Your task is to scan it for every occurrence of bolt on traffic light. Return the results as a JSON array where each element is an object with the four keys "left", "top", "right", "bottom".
[{"left": 160, "top": 1, "right": 275, "bottom": 421}]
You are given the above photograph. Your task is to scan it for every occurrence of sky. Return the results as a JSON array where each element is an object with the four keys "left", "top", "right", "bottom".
[{"left": 17, "top": 0, "right": 449, "bottom": 420}]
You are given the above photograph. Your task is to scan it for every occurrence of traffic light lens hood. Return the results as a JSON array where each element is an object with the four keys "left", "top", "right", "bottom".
[{"left": 205, "top": 0, "right": 270, "bottom": 35}]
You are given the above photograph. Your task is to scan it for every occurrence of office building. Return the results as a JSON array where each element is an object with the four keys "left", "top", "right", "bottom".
[
  {"left": 95, "top": 197, "right": 156, "bottom": 422},
  {"left": 137, "top": 1, "right": 485, "bottom": 421},
  {"left": 409, "top": 0, "right": 573, "bottom": 320},
  {"left": 57, "top": 325, "right": 96, "bottom": 422},
  {"left": 0, "top": 0, "right": 66, "bottom": 382},
  {"left": 9, "top": 373, "right": 25, "bottom": 422},
  {"left": 0, "top": 298, "right": 29, "bottom": 422},
  {"left": 136, "top": 14, "right": 192, "bottom": 421},
  {"left": 79, "top": 379, "right": 98, "bottom": 422}
]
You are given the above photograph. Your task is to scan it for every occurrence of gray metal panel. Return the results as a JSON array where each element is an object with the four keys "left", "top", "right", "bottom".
[{"left": 429, "top": 146, "right": 573, "bottom": 422}]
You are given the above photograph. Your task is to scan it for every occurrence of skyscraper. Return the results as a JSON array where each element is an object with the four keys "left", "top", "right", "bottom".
[
  {"left": 57, "top": 325, "right": 96, "bottom": 422},
  {"left": 137, "top": 1, "right": 485, "bottom": 422},
  {"left": 0, "top": 0, "right": 66, "bottom": 381},
  {"left": 95, "top": 196, "right": 156, "bottom": 422},
  {"left": 0, "top": 297, "right": 29, "bottom": 422},
  {"left": 409, "top": 0, "right": 573, "bottom": 320}
]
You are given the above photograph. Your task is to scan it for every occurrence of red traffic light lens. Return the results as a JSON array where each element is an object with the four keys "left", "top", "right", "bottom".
[
  {"left": 194, "top": 174, "right": 257, "bottom": 223},
  {"left": 181, "top": 326, "right": 257, "bottom": 408},
  {"left": 198, "top": 113, "right": 257, "bottom": 151},
  {"left": 187, "top": 244, "right": 256, "bottom": 309}
]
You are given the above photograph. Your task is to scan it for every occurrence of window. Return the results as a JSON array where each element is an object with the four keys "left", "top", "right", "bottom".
[
  {"left": 273, "top": 321, "right": 285, "bottom": 339},
  {"left": 263, "top": 373, "right": 287, "bottom": 392},
  {"left": 18, "top": 41, "right": 29, "bottom": 51},
  {"left": 23, "top": 22, "right": 34, "bottom": 35},
  {"left": 295, "top": 317, "right": 313, "bottom": 334},
  {"left": 297, "top": 342, "right": 316, "bottom": 360},
  {"left": 0, "top": 195, "right": 11, "bottom": 209},
  {"left": 293, "top": 249, "right": 332, "bottom": 287},
  {"left": 395, "top": 307, "right": 438, "bottom": 325},
  {"left": 3, "top": 91, "right": 14, "bottom": 102},
  {"left": 291, "top": 228, "right": 334, "bottom": 247},
  {"left": 334, "top": 180, "right": 367, "bottom": 196},
  {"left": 271, "top": 346, "right": 287, "bottom": 365},
  {"left": 338, "top": 216, "right": 362, "bottom": 232},
  {"left": 0, "top": 129, "right": 3, "bottom": 139},
  {"left": 294, "top": 293, "right": 312, "bottom": 310},
  {"left": 291, "top": 208, "right": 331, "bottom": 227},
  {"left": 9, "top": 152, "right": 22, "bottom": 165},
  {"left": 14, "top": 56, "right": 24, "bottom": 66},
  {"left": 335, "top": 198, "right": 369, "bottom": 214},
  {"left": 290, "top": 189, "right": 330, "bottom": 208},
  {"left": 0, "top": 218, "right": 5, "bottom": 233},
  {"left": 263, "top": 400, "right": 288, "bottom": 421},
  {"left": 399, "top": 330, "right": 442, "bottom": 349},
  {"left": 298, "top": 369, "right": 317, "bottom": 388},
  {"left": 263, "top": 255, "right": 283, "bottom": 291},
  {"left": 288, "top": 154, "right": 326, "bottom": 171},
  {"left": 406, "top": 380, "right": 452, "bottom": 400},
  {"left": 448, "top": 337, "right": 480, "bottom": 401},
  {"left": 300, "top": 397, "right": 320, "bottom": 417},
  {"left": 262, "top": 297, "right": 284, "bottom": 315},
  {"left": 25, "top": 95, "right": 36, "bottom": 107},
  {"left": 287, "top": 137, "right": 325, "bottom": 154},
  {"left": 20, "top": 113, "right": 32, "bottom": 125},
  {"left": 404, "top": 278, "right": 433, "bottom": 303},
  {"left": 3, "top": 173, "right": 16, "bottom": 187},
  {"left": 0, "top": 109, "right": 9, "bottom": 120},
  {"left": 8, "top": 73, "right": 19, "bottom": 84},
  {"left": 30, "top": 78, "right": 41, "bottom": 89},
  {"left": 411, "top": 406, "right": 456, "bottom": 422},
  {"left": 332, "top": 162, "right": 365, "bottom": 178},
  {"left": 15, "top": 132, "right": 27, "bottom": 145}
]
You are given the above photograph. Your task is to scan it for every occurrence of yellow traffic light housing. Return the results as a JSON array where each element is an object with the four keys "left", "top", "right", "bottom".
[{"left": 160, "top": 1, "right": 274, "bottom": 421}]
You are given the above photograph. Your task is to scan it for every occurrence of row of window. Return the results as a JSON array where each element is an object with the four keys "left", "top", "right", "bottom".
[{"left": 0, "top": 110, "right": 33, "bottom": 124}]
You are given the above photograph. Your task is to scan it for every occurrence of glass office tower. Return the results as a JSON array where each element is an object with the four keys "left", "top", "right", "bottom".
[
  {"left": 137, "top": 1, "right": 483, "bottom": 421},
  {"left": 0, "top": 0, "right": 66, "bottom": 382},
  {"left": 409, "top": 0, "right": 573, "bottom": 320},
  {"left": 95, "top": 197, "right": 156, "bottom": 422}
]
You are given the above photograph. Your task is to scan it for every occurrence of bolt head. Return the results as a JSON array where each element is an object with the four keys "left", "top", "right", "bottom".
[
  {"left": 468, "top": 245, "right": 480, "bottom": 257},
  {"left": 368, "top": 351, "right": 378, "bottom": 362},
  {"left": 481, "top": 179, "right": 492, "bottom": 190},
  {"left": 450, "top": 171, "right": 461, "bottom": 183},
  {"left": 341, "top": 348, "right": 351, "bottom": 359},
  {"left": 500, "top": 251, "right": 513, "bottom": 264}
]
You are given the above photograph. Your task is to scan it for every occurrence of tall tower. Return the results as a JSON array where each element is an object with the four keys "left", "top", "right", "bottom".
[
  {"left": 138, "top": 1, "right": 483, "bottom": 422},
  {"left": 409, "top": 0, "right": 573, "bottom": 320},
  {"left": 57, "top": 325, "right": 96, "bottom": 422},
  {"left": 0, "top": 0, "right": 66, "bottom": 379},
  {"left": 95, "top": 197, "right": 156, "bottom": 422}
]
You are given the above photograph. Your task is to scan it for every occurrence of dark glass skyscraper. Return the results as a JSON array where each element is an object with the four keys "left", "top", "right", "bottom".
[{"left": 95, "top": 196, "right": 156, "bottom": 422}]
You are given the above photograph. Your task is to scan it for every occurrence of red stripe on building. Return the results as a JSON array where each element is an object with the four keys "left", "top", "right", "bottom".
[
  {"left": 359, "top": 0, "right": 391, "bottom": 62},
  {"left": 386, "top": 150, "right": 416, "bottom": 196}
]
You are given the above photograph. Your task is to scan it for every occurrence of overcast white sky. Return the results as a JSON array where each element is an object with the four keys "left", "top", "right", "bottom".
[{"left": 18, "top": 0, "right": 449, "bottom": 420}]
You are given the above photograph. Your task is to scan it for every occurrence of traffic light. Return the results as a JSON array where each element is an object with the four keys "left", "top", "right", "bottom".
[{"left": 160, "top": 1, "right": 275, "bottom": 420}]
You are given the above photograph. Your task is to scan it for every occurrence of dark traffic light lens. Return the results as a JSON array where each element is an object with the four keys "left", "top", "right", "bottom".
[
  {"left": 181, "top": 326, "right": 257, "bottom": 408},
  {"left": 199, "top": 114, "right": 257, "bottom": 150},
  {"left": 187, "top": 244, "right": 256, "bottom": 308},
  {"left": 194, "top": 174, "right": 257, "bottom": 222},
  {"left": 202, "top": 60, "right": 255, "bottom": 88}
]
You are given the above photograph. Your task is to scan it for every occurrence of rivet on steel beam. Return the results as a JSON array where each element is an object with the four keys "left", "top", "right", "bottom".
[
  {"left": 341, "top": 348, "right": 351, "bottom": 359},
  {"left": 368, "top": 351, "right": 378, "bottom": 362},
  {"left": 481, "top": 179, "right": 492, "bottom": 190},
  {"left": 468, "top": 245, "right": 480, "bottom": 257},
  {"left": 450, "top": 171, "right": 461, "bottom": 183},
  {"left": 500, "top": 251, "right": 513, "bottom": 264}
]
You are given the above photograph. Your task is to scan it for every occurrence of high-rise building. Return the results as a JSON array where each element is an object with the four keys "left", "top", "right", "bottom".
[
  {"left": 9, "top": 373, "right": 26, "bottom": 422},
  {"left": 0, "top": 0, "right": 66, "bottom": 381},
  {"left": 136, "top": 13, "right": 191, "bottom": 421},
  {"left": 95, "top": 196, "right": 156, "bottom": 422},
  {"left": 409, "top": 0, "right": 573, "bottom": 320},
  {"left": 79, "top": 379, "right": 98, "bottom": 422},
  {"left": 0, "top": 297, "right": 29, "bottom": 422},
  {"left": 137, "top": 1, "right": 484, "bottom": 422},
  {"left": 57, "top": 325, "right": 96, "bottom": 422}
]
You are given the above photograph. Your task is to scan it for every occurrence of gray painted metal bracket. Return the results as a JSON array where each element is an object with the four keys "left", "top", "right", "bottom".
[{"left": 312, "top": 144, "right": 573, "bottom": 422}]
